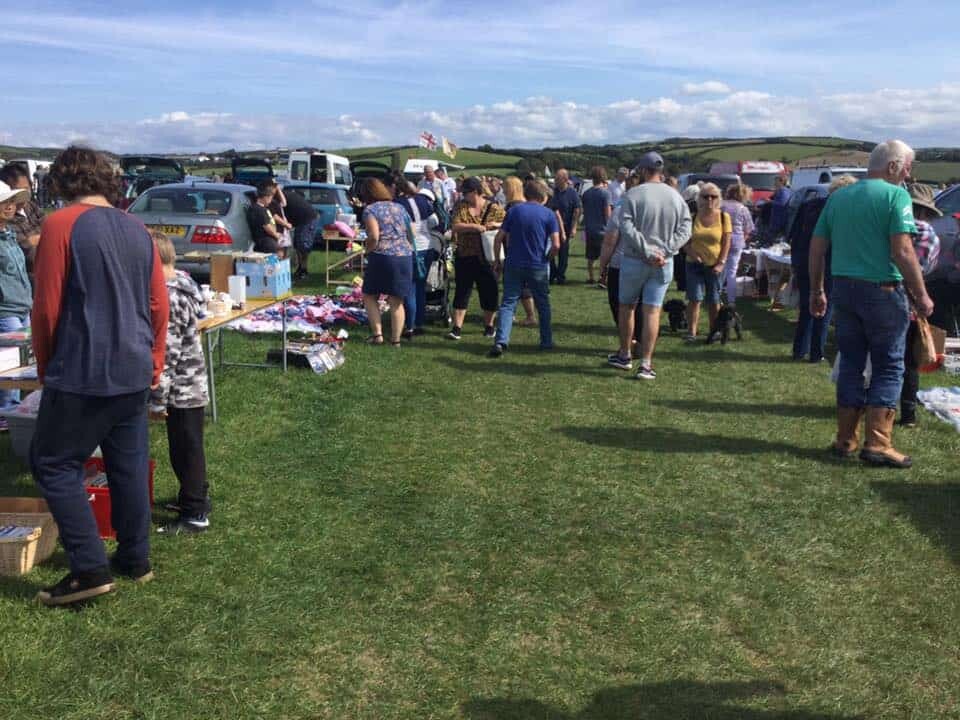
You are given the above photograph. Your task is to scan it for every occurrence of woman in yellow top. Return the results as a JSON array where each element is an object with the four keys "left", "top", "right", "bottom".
[
  {"left": 448, "top": 177, "right": 506, "bottom": 339},
  {"left": 682, "top": 182, "right": 732, "bottom": 341}
]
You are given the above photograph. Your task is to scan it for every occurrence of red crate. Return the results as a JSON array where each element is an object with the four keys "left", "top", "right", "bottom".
[{"left": 83, "top": 458, "right": 155, "bottom": 540}]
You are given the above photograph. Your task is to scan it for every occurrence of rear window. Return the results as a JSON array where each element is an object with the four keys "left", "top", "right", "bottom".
[
  {"left": 130, "top": 189, "right": 233, "bottom": 216},
  {"left": 289, "top": 187, "right": 346, "bottom": 205}
]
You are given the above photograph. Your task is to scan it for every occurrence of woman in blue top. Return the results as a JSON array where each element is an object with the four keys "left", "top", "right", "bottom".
[{"left": 360, "top": 178, "right": 414, "bottom": 346}]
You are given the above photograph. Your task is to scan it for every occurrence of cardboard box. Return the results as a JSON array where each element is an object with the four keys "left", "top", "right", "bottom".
[
  {"left": 210, "top": 253, "right": 236, "bottom": 293},
  {"left": 236, "top": 257, "right": 291, "bottom": 299}
]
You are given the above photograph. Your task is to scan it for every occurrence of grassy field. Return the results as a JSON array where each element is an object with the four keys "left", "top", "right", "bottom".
[
  {"left": 2, "top": 247, "right": 958, "bottom": 719},
  {"left": 685, "top": 143, "right": 867, "bottom": 164}
]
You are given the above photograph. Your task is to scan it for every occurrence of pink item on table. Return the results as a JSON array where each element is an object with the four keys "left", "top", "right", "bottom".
[{"left": 334, "top": 221, "right": 356, "bottom": 238}]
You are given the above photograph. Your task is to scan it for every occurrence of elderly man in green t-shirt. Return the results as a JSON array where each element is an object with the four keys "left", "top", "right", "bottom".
[{"left": 809, "top": 140, "right": 934, "bottom": 468}]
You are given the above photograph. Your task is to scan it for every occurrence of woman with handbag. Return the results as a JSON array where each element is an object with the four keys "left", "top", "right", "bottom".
[
  {"left": 448, "top": 176, "right": 505, "bottom": 340},
  {"left": 360, "top": 178, "right": 414, "bottom": 346},
  {"left": 900, "top": 184, "right": 943, "bottom": 427},
  {"left": 682, "top": 182, "right": 731, "bottom": 342},
  {"left": 396, "top": 181, "right": 439, "bottom": 338}
]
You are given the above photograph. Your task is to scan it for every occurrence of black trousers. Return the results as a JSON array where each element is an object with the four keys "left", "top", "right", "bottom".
[
  {"left": 606, "top": 267, "right": 642, "bottom": 341},
  {"left": 166, "top": 407, "right": 210, "bottom": 516},
  {"left": 901, "top": 321, "right": 919, "bottom": 419},
  {"left": 31, "top": 388, "right": 150, "bottom": 573}
]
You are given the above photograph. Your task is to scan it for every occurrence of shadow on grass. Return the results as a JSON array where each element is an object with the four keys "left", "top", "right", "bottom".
[
  {"left": 462, "top": 679, "right": 863, "bottom": 719},
  {"left": 736, "top": 299, "right": 798, "bottom": 347},
  {"left": 0, "top": 574, "right": 43, "bottom": 601},
  {"left": 871, "top": 481, "right": 960, "bottom": 565},
  {"left": 651, "top": 399, "right": 834, "bottom": 420},
  {"left": 652, "top": 349, "right": 797, "bottom": 365},
  {"left": 558, "top": 426, "right": 835, "bottom": 463},
  {"left": 435, "top": 357, "right": 613, "bottom": 377}
]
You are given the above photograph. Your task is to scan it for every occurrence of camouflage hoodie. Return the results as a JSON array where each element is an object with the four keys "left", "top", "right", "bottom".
[{"left": 150, "top": 270, "right": 209, "bottom": 411}]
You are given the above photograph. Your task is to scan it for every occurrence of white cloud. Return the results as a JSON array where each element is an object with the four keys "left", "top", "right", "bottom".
[
  {"left": 681, "top": 81, "right": 732, "bottom": 96},
  {"left": 7, "top": 84, "right": 960, "bottom": 153}
]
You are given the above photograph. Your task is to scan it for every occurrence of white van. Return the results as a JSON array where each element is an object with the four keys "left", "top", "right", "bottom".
[
  {"left": 287, "top": 151, "right": 352, "bottom": 186},
  {"left": 402, "top": 158, "right": 465, "bottom": 181},
  {"left": 790, "top": 165, "right": 867, "bottom": 188}
]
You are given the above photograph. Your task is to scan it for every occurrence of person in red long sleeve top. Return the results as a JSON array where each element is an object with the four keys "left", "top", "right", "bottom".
[{"left": 30, "top": 146, "right": 170, "bottom": 608}]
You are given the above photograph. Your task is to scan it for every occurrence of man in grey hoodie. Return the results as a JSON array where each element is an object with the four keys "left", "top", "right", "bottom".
[{"left": 608, "top": 152, "right": 691, "bottom": 380}]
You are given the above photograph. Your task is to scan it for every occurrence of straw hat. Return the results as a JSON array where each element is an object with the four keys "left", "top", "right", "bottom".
[
  {"left": 907, "top": 183, "right": 942, "bottom": 217},
  {"left": 0, "top": 181, "right": 30, "bottom": 205}
]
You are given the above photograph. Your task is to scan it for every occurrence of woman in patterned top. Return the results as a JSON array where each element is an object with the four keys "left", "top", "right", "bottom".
[
  {"left": 448, "top": 177, "right": 505, "bottom": 340},
  {"left": 360, "top": 178, "right": 414, "bottom": 346},
  {"left": 721, "top": 183, "right": 755, "bottom": 306}
]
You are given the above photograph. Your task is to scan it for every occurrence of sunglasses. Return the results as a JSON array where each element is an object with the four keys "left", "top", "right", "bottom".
[{"left": 701, "top": 195, "right": 720, "bottom": 199}]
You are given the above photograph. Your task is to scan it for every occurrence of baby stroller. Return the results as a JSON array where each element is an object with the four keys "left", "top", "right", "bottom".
[{"left": 423, "top": 231, "right": 452, "bottom": 326}]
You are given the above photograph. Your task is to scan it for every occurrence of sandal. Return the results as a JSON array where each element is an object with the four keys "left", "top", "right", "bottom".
[
  {"left": 683, "top": 334, "right": 698, "bottom": 343},
  {"left": 390, "top": 340, "right": 402, "bottom": 347},
  {"left": 366, "top": 334, "right": 384, "bottom": 345}
]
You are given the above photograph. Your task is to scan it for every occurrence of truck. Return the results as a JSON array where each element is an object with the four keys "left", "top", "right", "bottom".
[
  {"left": 287, "top": 150, "right": 352, "bottom": 186},
  {"left": 708, "top": 160, "right": 787, "bottom": 202}
]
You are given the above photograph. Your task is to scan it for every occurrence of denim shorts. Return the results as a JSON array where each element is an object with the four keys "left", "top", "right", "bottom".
[
  {"left": 618, "top": 255, "right": 674, "bottom": 307},
  {"left": 685, "top": 261, "right": 722, "bottom": 304},
  {"left": 293, "top": 219, "right": 319, "bottom": 253}
]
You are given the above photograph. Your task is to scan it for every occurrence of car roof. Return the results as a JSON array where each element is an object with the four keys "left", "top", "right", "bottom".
[
  {"left": 142, "top": 182, "right": 256, "bottom": 192},
  {"left": 282, "top": 182, "right": 348, "bottom": 190}
]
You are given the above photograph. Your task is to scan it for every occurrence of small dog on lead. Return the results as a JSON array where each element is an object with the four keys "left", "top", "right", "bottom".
[
  {"left": 662, "top": 299, "right": 688, "bottom": 333},
  {"left": 707, "top": 305, "right": 743, "bottom": 345}
]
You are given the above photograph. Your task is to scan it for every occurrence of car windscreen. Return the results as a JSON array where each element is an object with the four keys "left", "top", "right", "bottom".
[
  {"left": 289, "top": 187, "right": 344, "bottom": 205},
  {"left": 741, "top": 172, "right": 781, "bottom": 191},
  {"left": 130, "top": 189, "right": 233, "bottom": 216}
]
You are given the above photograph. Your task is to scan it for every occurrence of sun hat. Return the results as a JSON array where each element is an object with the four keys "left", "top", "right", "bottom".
[
  {"left": 634, "top": 152, "right": 665, "bottom": 172},
  {"left": 0, "top": 181, "right": 30, "bottom": 205},
  {"left": 681, "top": 185, "right": 700, "bottom": 202},
  {"left": 416, "top": 187, "right": 436, "bottom": 202},
  {"left": 907, "top": 183, "right": 942, "bottom": 217}
]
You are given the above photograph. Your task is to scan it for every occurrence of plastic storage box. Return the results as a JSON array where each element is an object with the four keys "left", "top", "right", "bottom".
[{"left": 83, "top": 458, "right": 156, "bottom": 539}]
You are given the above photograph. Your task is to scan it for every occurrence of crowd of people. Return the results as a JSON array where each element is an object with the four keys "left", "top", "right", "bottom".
[{"left": 0, "top": 139, "right": 955, "bottom": 607}]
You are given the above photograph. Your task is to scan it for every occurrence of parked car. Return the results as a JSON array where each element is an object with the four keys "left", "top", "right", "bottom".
[
  {"left": 231, "top": 157, "right": 274, "bottom": 187},
  {"left": 930, "top": 185, "right": 960, "bottom": 285},
  {"left": 678, "top": 173, "right": 741, "bottom": 194},
  {"left": 348, "top": 160, "right": 392, "bottom": 214},
  {"left": 127, "top": 182, "right": 256, "bottom": 275},
  {"left": 281, "top": 182, "right": 355, "bottom": 247},
  {"left": 120, "top": 156, "right": 185, "bottom": 209},
  {"left": 790, "top": 166, "right": 867, "bottom": 188}
]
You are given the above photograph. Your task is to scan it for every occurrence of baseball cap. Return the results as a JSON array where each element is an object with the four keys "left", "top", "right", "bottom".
[{"left": 635, "top": 152, "right": 665, "bottom": 171}]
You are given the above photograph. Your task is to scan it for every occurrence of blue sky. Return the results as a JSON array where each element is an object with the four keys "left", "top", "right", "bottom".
[{"left": 3, "top": 1, "right": 959, "bottom": 151}]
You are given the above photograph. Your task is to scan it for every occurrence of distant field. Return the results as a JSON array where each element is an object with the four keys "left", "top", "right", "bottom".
[
  {"left": 912, "top": 161, "right": 960, "bottom": 184},
  {"left": 687, "top": 143, "right": 862, "bottom": 164},
  {"left": 335, "top": 145, "right": 522, "bottom": 176}
]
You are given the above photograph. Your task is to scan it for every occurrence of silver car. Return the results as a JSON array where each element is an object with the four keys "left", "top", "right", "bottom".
[{"left": 128, "top": 182, "right": 257, "bottom": 275}]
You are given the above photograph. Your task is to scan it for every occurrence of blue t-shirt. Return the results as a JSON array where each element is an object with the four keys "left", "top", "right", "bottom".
[
  {"left": 501, "top": 203, "right": 559, "bottom": 269},
  {"left": 548, "top": 186, "right": 581, "bottom": 234},
  {"left": 581, "top": 186, "right": 612, "bottom": 235}
]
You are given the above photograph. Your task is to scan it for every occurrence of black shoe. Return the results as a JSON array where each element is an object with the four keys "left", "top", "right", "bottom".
[
  {"left": 447, "top": 326, "right": 462, "bottom": 340},
  {"left": 412, "top": 327, "right": 426, "bottom": 336},
  {"left": 157, "top": 513, "right": 210, "bottom": 536},
  {"left": 483, "top": 325, "right": 496, "bottom": 338},
  {"left": 36, "top": 568, "right": 115, "bottom": 607},
  {"left": 488, "top": 343, "right": 505, "bottom": 358},
  {"left": 401, "top": 329, "right": 414, "bottom": 340},
  {"left": 898, "top": 413, "right": 917, "bottom": 428},
  {"left": 109, "top": 557, "right": 155, "bottom": 584}
]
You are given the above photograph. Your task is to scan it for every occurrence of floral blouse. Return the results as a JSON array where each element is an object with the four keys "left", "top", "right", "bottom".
[
  {"left": 362, "top": 201, "right": 412, "bottom": 257},
  {"left": 453, "top": 201, "right": 505, "bottom": 257}
]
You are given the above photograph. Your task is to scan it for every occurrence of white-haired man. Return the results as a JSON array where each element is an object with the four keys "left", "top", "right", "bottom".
[
  {"left": 608, "top": 167, "right": 629, "bottom": 204},
  {"left": 809, "top": 139, "right": 934, "bottom": 469}
]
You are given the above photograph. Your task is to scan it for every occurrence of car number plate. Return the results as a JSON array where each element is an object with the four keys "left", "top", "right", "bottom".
[{"left": 148, "top": 224, "right": 188, "bottom": 238}]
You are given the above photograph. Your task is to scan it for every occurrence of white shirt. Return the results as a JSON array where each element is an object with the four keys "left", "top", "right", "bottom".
[{"left": 608, "top": 179, "right": 625, "bottom": 204}]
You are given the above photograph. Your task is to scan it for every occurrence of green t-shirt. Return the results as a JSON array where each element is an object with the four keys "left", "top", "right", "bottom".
[{"left": 813, "top": 179, "right": 916, "bottom": 282}]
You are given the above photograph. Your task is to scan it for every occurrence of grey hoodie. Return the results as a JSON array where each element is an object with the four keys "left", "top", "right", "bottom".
[
  {"left": 150, "top": 271, "right": 209, "bottom": 411},
  {"left": 618, "top": 182, "right": 691, "bottom": 261}
]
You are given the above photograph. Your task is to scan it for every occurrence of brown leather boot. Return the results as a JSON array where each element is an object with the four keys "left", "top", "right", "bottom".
[
  {"left": 860, "top": 407, "right": 913, "bottom": 469},
  {"left": 831, "top": 406, "right": 864, "bottom": 458}
]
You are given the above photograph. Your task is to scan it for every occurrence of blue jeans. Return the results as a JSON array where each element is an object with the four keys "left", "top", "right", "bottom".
[
  {"left": 685, "top": 261, "right": 722, "bottom": 305},
  {"left": 793, "top": 268, "right": 832, "bottom": 362},
  {"left": 833, "top": 277, "right": 910, "bottom": 409},
  {"left": 403, "top": 249, "right": 438, "bottom": 330},
  {"left": 496, "top": 264, "right": 552, "bottom": 348},
  {"left": 0, "top": 314, "right": 29, "bottom": 411}
]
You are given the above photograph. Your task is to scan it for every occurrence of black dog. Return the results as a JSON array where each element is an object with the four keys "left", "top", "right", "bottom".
[
  {"left": 662, "top": 299, "right": 688, "bottom": 333},
  {"left": 707, "top": 305, "right": 743, "bottom": 345}
]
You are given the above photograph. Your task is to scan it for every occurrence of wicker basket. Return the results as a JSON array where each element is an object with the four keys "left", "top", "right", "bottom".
[
  {"left": 0, "top": 498, "right": 59, "bottom": 563},
  {"left": 0, "top": 527, "right": 41, "bottom": 576}
]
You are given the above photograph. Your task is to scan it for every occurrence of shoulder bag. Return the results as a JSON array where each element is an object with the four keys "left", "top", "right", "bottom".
[
  {"left": 404, "top": 202, "right": 427, "bottom": 281},
  {"left": 479, "top": 202, "right": 504, "bottom": 264}
]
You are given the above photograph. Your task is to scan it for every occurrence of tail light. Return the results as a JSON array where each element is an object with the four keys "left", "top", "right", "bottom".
[{"left": 192, "top": 224, "right": 234, "bottom": 245}]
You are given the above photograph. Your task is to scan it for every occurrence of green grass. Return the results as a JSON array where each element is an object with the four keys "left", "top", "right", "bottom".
[
  {"left": 912, "top": 161, "right": 960, "bottom": 184},
  {"left": 686, "top": 143, "right": 863, "bottom": 164},
  {"left": 1, "top": 247, "right": 959, "bottom": 719}
]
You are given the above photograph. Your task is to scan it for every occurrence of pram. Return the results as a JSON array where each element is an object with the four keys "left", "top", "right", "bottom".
[{"left": 423, "top": 231, "right": 452, "bottom": 326}]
